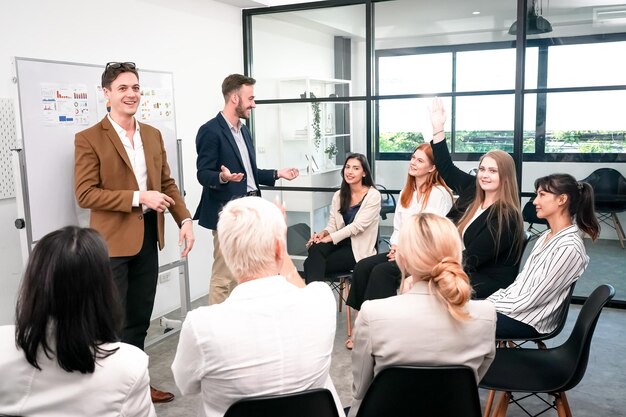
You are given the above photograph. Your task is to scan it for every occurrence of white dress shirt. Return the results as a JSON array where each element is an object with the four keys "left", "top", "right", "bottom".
[
  {"left": 0, "top": 325, "right": 155, "bottom": 417},
  {"left": 171, "top": 276, "right": 345, "bottom": 417},
  {"left": 390, "top": 185, "right": 453, "bottom": 245},
  {"left": 487, "top": 224, "right": 589, "bottom": 334},
  {"left": 107, "top": 115, "right": 148, "bottom": 210},
  {"left": 220, "top": 112, "right": 257, "bottom": 192}
]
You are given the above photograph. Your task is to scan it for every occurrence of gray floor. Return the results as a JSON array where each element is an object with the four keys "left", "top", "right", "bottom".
[
  {"left": 146, "top": 238, "right": 626, "bottom": 417},
  {"left": 147, "top": 303, "right": 626, "bottom": 417}
]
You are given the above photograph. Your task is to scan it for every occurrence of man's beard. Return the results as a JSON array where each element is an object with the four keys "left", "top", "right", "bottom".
[{"left": 236, "top": 103, "right": 249, "bottom": 119}]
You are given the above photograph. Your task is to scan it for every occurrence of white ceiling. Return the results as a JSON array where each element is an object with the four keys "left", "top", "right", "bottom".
[{"left": 214, "top": 0, "right": 322, "bottom": 8}]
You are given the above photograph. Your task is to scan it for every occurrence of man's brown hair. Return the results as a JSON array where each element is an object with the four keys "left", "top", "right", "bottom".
[{"left": 222, "top": 74, "right": 256, "bottom": 99}]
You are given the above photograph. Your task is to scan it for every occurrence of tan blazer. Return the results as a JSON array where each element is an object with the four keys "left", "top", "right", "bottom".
[
  {"left": 74, "top": 116, "right": 190, "bottom": 257},
  {"left": 348, "top": 280, "right": 496, "bottom": 417},
  {"left": 325, "top": 187, "right": 381, "bottom": 262}
]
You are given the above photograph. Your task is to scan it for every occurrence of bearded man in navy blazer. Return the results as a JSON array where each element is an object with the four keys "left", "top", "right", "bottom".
[{"left": 194, "top": 74, "right": 299, "bottom": 305}]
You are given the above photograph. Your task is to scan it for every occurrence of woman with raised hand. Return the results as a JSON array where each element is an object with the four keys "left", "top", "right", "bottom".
[
  {"left": 346, "top": 143, "right": 452, "bottom": 311},
  {"left": 0, "top": 226, "right": 155, "bottom": 417},
  {"left": 430, "top": 97, "right": 525, "bottom": 299},
  {"left": 348, "top": 213, "right": 496, "bottom": 417},
  {"left": 303, "top": 153, "right": 381, "bottom": 284},
  {"left": 488, "top": 173, "right": 600, "bottom": 339}
]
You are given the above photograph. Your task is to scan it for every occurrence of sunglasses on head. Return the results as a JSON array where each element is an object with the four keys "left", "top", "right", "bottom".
[{"left": 105, "top": 62, "right": 136, "bottom": 71}]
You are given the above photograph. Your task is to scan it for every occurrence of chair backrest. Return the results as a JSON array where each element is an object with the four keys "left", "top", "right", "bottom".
[
  {"left": 522, "top": 197, "right": 549, "bottom": 227},
  {"left": 582, "top": 168, "right": 626, "bottom": 195},
  {"left": 355, "top": 365, "right": 482, "bottom": 417},
  {"left": 510, "top": 231, "right": 533, "bottom": 277},
  {"left": 224, "top": 388, "right": 340, "bottom": 417},
  {"left": 376, "top": 184, "right": 397, "bottom": 220},
  {"left": 559, "top": 284, "right": 615, "bottom": 391}
]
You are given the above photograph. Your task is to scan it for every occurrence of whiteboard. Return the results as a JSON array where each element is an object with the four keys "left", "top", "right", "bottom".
[{"left": 14, "top": 57, "right": 179, "bottom": 243}]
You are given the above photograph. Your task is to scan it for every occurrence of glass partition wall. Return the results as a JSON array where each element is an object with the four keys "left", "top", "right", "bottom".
[{"left": 244, "top": 0, "right": 626, "bottom": 305}]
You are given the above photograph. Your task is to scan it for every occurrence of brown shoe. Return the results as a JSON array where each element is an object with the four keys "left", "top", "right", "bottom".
[{"left": 150, "top": 386, "right": 175, "bottom": 403}]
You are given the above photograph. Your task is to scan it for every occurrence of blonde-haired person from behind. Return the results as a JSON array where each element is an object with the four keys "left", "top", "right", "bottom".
[{"left": 348, "top": 213, "right": 496, "bottom": 417}]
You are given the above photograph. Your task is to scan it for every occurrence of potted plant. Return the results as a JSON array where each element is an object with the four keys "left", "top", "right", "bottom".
[
  {"left": 324, "top": 142, "right": 338, "bottom": 165},
  {"left": 310, "top": 92, "right": 322, "bottom": 150}
]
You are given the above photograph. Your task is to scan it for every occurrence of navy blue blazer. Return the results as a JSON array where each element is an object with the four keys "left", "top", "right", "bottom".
[{"left": 194, "top": 113, "right": 275, "bottom": 230}]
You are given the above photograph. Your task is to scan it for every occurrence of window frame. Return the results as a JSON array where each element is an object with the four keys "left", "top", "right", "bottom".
[{"left": 375, "top": 32, "right": 626, "bottom": 162}]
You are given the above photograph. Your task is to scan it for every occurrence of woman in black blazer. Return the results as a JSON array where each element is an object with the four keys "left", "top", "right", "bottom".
[{"left": 429, "top": 98, "right": 525, "bottom": 299}]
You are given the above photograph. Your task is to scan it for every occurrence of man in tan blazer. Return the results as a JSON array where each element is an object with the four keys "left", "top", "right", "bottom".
[{"left": 74, "top": 62, "right": 194, "bottom": 403}]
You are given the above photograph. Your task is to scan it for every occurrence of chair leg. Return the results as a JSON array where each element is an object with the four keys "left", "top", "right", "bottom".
[
  {"left": 492, "top": 391, "right": 511, "bottom": 417},
  {"left": 344, "top": 281, "right": 352, "bottom": 338},
  {"left": 559, "top": 391, "right": 573, "bottom": 417},
  {"left": 612, "top": 213, "right": 625, "bottom": 249},
  {"left": 337, "top": 278, "right": 344, "bottom": 312},
  {"left": 554, "top": 392, "right": 568, "bottom": 417},
  {"left": 483, "top": 390, "right": 496, "bottom": 417}
]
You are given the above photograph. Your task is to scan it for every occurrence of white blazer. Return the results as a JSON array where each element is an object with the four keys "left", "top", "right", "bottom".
[
  {"left": 0, "top": 325, "right": 155, "bottom": 417},
  {"left": 349, "top": 281, "right": 496, "bottom": 417}
]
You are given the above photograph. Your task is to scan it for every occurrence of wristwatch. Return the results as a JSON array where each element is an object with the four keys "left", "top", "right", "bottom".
[{"left": 274, "top": 170, "right": 279, "bottom": 180}]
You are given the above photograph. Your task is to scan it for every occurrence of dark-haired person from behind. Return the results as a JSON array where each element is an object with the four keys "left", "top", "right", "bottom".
[
  {"left": 0, "top": 226, "right": 155, "bottom": 417},
  {"left": 487, "top": 174, "right": 600, "bottom": 339}
]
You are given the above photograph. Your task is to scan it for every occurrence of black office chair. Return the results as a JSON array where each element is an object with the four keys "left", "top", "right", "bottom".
[
  {"left": 480, "top": 284, "right": 615, "bottom": 417},
  {"left": 376, "top": 184, "right": 397, "bottom": 221},
  {"left": 224, "top": 388, "right": 340, "bottom": 417},
  {"left": 354, "top": 365, "right": 482, "bottom": 417},
  {"left": 582, "top": 168, "right": 626, "bottom": 249},
  {"left": 483, "top": 282, "right": 577, "bottom": 416},
  {"left": 522, "top": 197, "right": 549, "bottom": 240},
  {"left": 511, "top": 231, "right": 533, "bottom": 277}
]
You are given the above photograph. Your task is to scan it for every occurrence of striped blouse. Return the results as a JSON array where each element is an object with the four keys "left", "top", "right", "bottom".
[{"left": 486, "top": 224, "right": 589, "bottom": 334}]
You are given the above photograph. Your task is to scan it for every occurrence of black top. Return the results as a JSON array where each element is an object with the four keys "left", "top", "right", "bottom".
[{"left": 342, "top": 203, "right": 362, "bottom": 226}]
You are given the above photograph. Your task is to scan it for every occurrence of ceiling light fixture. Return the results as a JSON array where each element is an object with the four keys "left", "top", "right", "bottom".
[{"left": 508, "top": 0, "right": 553, "bottom": 35}]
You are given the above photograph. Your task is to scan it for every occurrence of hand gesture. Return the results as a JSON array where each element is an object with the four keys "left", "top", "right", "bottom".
[
  {"left": 429, "top": 97, "right": 447, "bottom": 138},
  {"left": 387, "top": 244, "right": 397, "bottom": 261},
  {"left": 220, "top": 165, "right": 244, "bottom": 182},
  {"left": 140, "top": 191, "right": 175, "bottom": 213},
  {"left": 277, "top": 167, "right": 299, "bottom": 181},
  {"left": 178, "top": 221, "right": 195, "bottom": 257}
]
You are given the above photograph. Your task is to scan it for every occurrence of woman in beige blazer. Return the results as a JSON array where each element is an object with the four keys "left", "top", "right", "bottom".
[
  {"left": 348, "top": 213, "right": 496, "bottom": 417},
  {"left": 303, "top": 153, "right": 381, "bottom": 284}
]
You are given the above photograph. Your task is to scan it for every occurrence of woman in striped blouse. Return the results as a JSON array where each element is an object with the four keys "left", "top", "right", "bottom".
[{"left": 487, "top": 173, "right": 600, "bottom": 339}]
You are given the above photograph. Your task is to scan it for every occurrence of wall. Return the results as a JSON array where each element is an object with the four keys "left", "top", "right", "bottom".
[{"left": 0, "top": 0, "right": 244, "bottom": 324}]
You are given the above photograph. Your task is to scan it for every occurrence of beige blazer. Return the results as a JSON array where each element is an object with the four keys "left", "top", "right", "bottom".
[
  {"left": 325, "top": 187, "right": 381, "bottom": 262},
  {"left": 74, "top": 116, "right": 190, "bottom": 257},
  {"left": 348, "top": 281, "right": 496, "bottom": 417}
]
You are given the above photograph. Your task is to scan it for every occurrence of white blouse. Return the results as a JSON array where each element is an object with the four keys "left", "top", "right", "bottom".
[{"left": 390, "top": 185, "right": 453, "bottom": 245}]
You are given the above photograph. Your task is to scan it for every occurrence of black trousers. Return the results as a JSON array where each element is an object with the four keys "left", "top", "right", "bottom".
[
  {"left": 346, "top": 252, "right": 401, "bottom": 310},
  {"left": 303, "top": 239, "right": 356, "bottom": 284},
  {"left": 110, "top": 210, "right": 159, "bottom": 351},
  {"left": 495, "top": 312, "right": 542, "bottom": 340}
]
